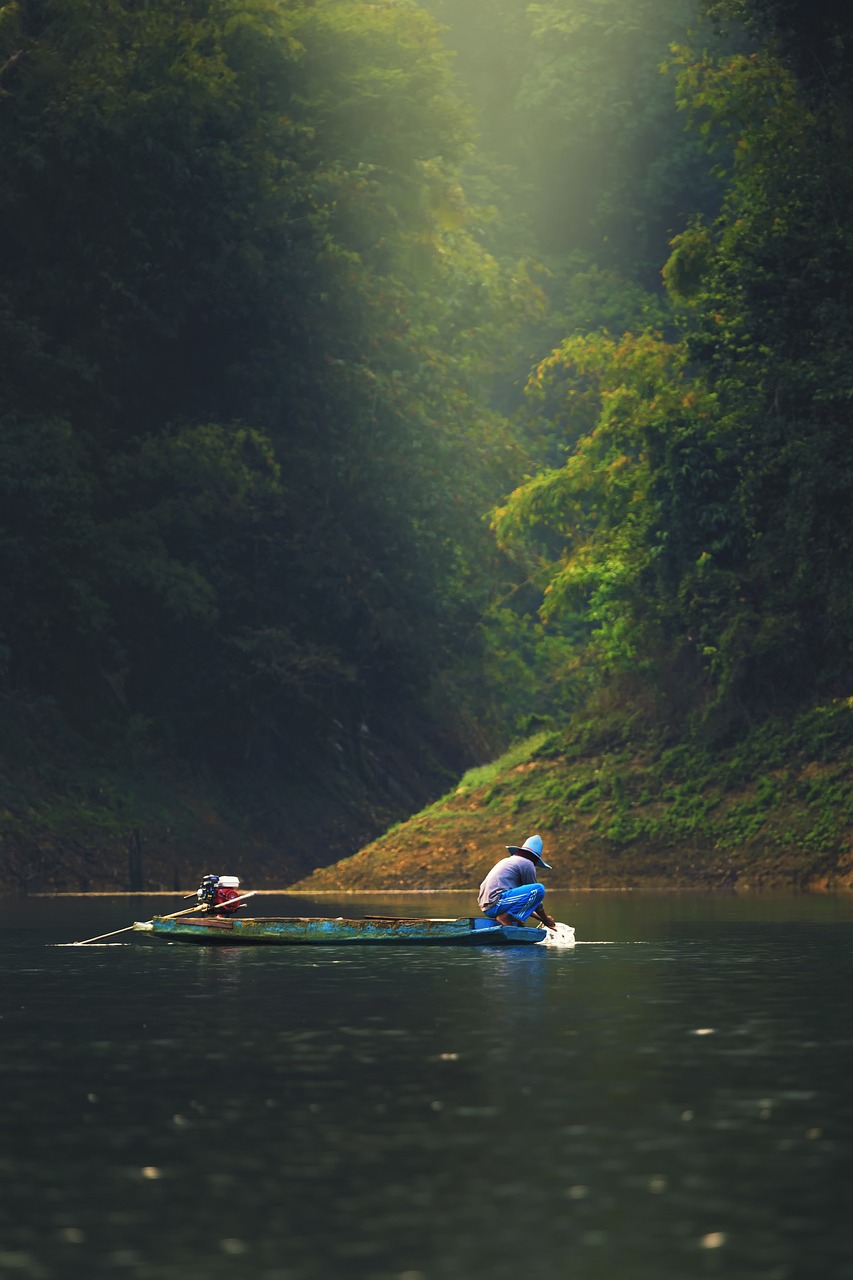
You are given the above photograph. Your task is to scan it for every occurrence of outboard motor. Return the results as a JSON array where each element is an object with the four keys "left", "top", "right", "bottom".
[
  {"left": 197, "top": 874, "right": 220, "bottom": 909},
  {"left": 196, "top": 874, "right": 242, "bottom": 913}
]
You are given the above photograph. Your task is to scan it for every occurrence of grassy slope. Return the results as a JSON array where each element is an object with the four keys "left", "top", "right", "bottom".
[{"left": 288, "top": 703, "right": 853, "bottom": 893}]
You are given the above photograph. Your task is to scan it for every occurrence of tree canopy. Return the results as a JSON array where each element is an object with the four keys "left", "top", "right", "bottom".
[
  {"left": 0, "top": 0, "right": 538, "bottom": 786},
  {"left": 494, "top": 8, "right": 853, "bottom": 728}
]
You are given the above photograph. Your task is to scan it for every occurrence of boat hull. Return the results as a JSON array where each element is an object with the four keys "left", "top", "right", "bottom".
[{"left": 133, "top": 915, "right": 548, "bottom": 946}]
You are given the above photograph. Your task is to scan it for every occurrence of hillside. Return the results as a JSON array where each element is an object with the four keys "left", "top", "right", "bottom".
[
  {"left": 0, "top": 697, "right": 462, "bottom": 894},
  {"left": 288, "top": 704, "right": 853, "bottom": 893}
]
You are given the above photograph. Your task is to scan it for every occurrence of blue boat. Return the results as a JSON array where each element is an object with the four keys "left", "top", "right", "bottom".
[{"left": 132, "top": 913, "right": 550, "bottom": 946}]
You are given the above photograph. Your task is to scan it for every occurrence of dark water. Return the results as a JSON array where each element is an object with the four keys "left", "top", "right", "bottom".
[{"left": 1, "top": 890, "right": 852, "bottom": 1280}]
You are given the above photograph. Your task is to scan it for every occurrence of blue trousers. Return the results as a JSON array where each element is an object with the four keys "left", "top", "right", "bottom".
[{"left": 483, "top": 882, "right": 545, "bottom": 922}]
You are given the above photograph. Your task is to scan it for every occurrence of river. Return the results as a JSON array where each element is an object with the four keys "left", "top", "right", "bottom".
[{"left": 1, "top": 889, "right": 851, "bottom": 1280}]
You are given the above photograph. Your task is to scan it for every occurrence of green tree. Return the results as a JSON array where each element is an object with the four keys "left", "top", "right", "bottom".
[
  {"left": 493, "top": 37, "right": 853, "bottom": 725},
  {"left": 663, "top": 46, "right": 853, "bottom": 703},
  {"left": 425, "top": 0, "right": 733, "bottom": 283},
  {"left": 0, "top": 0, "right": 533, "bottom": 780}
]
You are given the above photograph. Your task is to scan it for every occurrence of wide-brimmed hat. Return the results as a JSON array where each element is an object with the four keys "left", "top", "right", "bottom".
[{"left": 506, "top": 833, "right": 551, "bottom": 869}]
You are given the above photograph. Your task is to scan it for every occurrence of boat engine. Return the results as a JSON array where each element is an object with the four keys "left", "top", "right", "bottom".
[{"left": 196, "top": 874, "right": 242, "bottom": 914}]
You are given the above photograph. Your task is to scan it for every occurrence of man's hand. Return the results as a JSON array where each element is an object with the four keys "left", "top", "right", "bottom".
[{"left": 538, "top": 910, "right": 557, "bottom": 931}]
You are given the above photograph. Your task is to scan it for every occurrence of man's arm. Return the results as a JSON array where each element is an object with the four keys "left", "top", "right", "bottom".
[{"left": 534, "top": 904, "right": 557, "bottom": 930}]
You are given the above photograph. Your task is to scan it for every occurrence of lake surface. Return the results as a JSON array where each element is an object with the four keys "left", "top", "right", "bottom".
[{"left": 1, "top": 889, "right": 852, "bottom": 1280}]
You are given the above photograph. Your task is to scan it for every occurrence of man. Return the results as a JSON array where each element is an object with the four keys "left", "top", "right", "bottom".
[{"left": 477, "top": 834, "right": 557, "bottom": 930}]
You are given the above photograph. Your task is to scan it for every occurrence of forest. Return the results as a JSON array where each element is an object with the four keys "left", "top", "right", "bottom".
[{"left": 2, "top": 0, "right": 853, "bottom": 890}]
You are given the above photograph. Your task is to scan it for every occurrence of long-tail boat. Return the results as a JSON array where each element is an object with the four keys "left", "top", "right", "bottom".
[{"left": 132, "top": 913, "right": 567, "bottom": 946}]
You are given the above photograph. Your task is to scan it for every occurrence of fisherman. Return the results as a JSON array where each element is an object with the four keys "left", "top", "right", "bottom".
[{"left": 477, "top": 834, "right": 557, "bottom": 930}]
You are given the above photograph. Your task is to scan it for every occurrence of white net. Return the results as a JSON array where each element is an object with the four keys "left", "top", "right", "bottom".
[{"left": 537, "top": 921, "right": 576, "bottom": 948}]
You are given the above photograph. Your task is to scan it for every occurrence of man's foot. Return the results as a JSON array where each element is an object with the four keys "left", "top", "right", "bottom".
[{"left": 496, "top": 912, "right": 523, "bottom": 927}]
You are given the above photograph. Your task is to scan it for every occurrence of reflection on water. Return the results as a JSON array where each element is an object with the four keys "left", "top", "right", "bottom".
[{"left": 0, "top": 891, "right": 851, "bottom": 1279}]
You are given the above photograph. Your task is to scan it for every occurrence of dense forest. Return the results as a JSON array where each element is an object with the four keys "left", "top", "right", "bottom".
[{"left": 2, "top": 0, "right": 853, "bottom": 890}]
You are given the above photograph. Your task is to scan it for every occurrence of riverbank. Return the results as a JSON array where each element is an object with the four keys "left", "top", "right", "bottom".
[
  {"left": 0, "top": 696, "right": 457, "bottom": 893},
  {"left": 288, "top": 702, "right": 853, "bottom": 893},
  {"left": 0, "top": 753, "right": 296, "bottom": 895},
  {"left": 5, "top": 697, "right": 853, "bottom": 895}
]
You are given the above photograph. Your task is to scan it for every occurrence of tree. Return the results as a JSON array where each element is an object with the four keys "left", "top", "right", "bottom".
[
  {"left": 0, "top": 0, "right": 534, "bottom": 779},
  {"left": 492, "top": 37, "right": 853, "bottom": 724},
  {"left": 424, "top": 0, "right": 733, "bottom": 284}
]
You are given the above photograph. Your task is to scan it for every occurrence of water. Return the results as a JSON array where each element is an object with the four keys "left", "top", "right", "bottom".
[{"left": 1, "top": 890, "right": 852, "bottom": 1280}]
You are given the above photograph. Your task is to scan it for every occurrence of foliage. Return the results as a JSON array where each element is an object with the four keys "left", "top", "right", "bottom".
[
  {"left": 0, "top": 0, "right": 537, "bottom": 794},
  {"left": 664, "top": 46, "right": 853, "bottom": 703},
  {"left": 699, "top": 0, "right": 853, "bottom": 96},
  {"left": 494, "top": 330, "right": 722, "bottom": 701},
  {"left": 491, "top": 30, "right": 853, "bottom": 726},
  {"left": 424, "top": 0, "right": 735, "bottom": 284}
]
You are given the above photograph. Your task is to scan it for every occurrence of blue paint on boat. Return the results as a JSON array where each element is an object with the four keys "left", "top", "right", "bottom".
[{"left": 133, "top": 914, "right": 548, "bottom": 946}]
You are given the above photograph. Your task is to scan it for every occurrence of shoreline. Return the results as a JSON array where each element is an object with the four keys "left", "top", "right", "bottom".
[{"left": 22, "top": 883, "right": 852, "bottom": 898}]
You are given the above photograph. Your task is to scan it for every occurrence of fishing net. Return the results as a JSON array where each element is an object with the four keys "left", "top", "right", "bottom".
[{"left": 537, "top": 921, "right": 576, "bottom": 948}]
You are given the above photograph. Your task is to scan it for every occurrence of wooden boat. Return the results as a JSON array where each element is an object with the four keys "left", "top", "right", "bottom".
[{"left": 132, "top": 913, "right": 550, "bottom": 946}]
